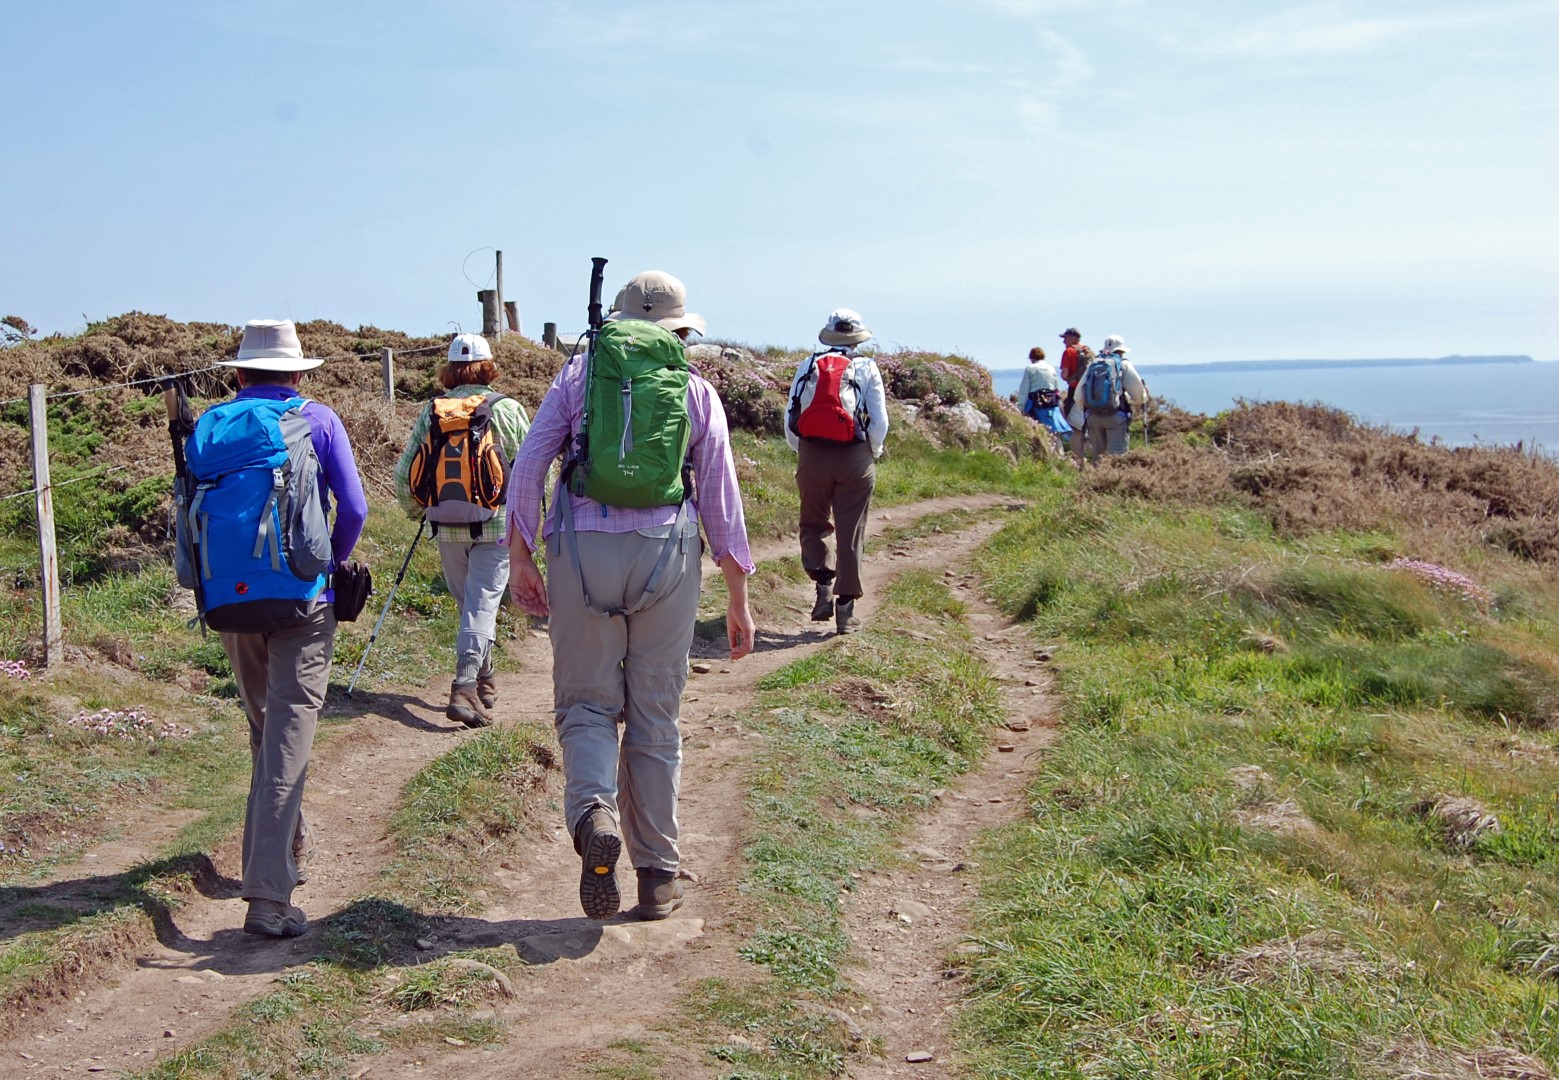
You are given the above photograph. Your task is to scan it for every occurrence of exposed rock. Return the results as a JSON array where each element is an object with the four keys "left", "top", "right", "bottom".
[
  {"left": 513, "top": 918, "right": 704, "bottom": 964},
  {"left": 946, "top": 402, "right": 991, "bottom": 434},
  {"left": 889, "top": 898, "right": 934, "bottom": 925}
]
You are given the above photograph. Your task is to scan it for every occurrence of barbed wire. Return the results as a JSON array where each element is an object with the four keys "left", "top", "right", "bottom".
[{"left": 0, "top": 464, "right": 133, "bottom": 504}]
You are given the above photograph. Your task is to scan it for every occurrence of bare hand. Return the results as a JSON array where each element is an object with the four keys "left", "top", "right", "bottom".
[
  {"left": 727, "top": 600, "right": 755, "bottom": 660},
  {"left": 508, "top": 548, "right": 549, "bottom": 617}
]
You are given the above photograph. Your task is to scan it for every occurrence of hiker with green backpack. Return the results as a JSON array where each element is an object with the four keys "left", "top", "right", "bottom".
[
  {"left": 505, "top": 267, "right": 755, "bottom": 922},
  {"left": 394, "top": 333, "right": 530, "bottom": 728}
]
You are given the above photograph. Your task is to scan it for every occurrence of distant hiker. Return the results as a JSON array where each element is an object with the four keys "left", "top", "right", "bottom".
[
  {"left": 1080, "top": 334, "right": 1148, "bottom": 461},
  {"left": 1016, "top": 346, "right": 1071, "bottom": 444},
  {"left": 505, "top": 269, "right": 755, "bottom": 922},
  {"left": 177, "top": 319, "right": 367, "bottom": 939},
  {"left": 1058, "top": 329, "right": 1087, "bottom": 465},
  {"left": 395, "top": 333, "right": 530, "bottom": 728},
  {"left": 785, "top": 309, "right": 889, "bottom": 635}
]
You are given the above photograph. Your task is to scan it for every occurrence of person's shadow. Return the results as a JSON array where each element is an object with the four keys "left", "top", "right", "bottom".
[{"left": 324, "top": 688, "right": 462, "bottom": 734}]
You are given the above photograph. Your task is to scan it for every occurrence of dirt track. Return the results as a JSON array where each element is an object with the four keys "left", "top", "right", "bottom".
[{"left": 4, "top": 493, "right": 1056, "bottom": 1077}]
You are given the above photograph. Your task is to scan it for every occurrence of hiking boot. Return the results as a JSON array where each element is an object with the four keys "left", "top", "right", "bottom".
[
  {"left": 810, "top": 581, "right": 834, "bottom": 622},
  {"left": 243, "top": 899, "right": 308, "bottom": 938},
  {"left": 293, "top": 817, "right": 315, "bottom": 886},
  {"left": 574, "top": 808, "right": 622, "bottom": 920},
  {"left": 835, "top": 598, "right": 860, "bottom": 635},
  {"left": 476, "top": 672, "right": 498, "bottom": 711},
  {"left": 446, "top": 681, "right": 492, "bottom": 728},
  {"left": 635, "top": 868, "right": 684, "bottom": 921}
]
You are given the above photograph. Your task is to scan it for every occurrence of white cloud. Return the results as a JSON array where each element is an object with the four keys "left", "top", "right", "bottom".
[{"left": 1198, "top": 1, "right": 1559, "bottom": 59}]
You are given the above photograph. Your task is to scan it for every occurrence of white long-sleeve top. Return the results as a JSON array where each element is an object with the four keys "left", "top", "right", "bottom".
[
  {"left": 785, "top": 349, "right": 890, "bottom": 458},
  {"left": 1016, "top": 360, "right": 1062, "bottom": 402}
]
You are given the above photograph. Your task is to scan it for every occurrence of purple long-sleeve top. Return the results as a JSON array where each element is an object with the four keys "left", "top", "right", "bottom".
[
  {"left": 234, "top": 385, "right": 368, "bottom": 583},
  {"left": 505, "top": 349, "right": 754, "bottom": 575}
]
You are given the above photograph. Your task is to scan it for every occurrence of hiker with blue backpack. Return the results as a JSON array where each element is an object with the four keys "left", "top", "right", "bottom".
[
  {"left": 786, "top": 309, "right": 889, "bottom": 635},
  {"left": 1078, "top": 334, "right": 1148, "bottom": 462},
  {"left": 394, "top": 333, "right": 530, "bottom": 728},
  {"left": 505, "top": 267, "right": 755, "bottom": 922},
  {"left": 173, "top": 319, "right": 367, "bottom": 939}
]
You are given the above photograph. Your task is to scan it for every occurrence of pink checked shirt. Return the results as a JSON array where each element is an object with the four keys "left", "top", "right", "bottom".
[{"left": 504, "top": 348, "right": 756, "bottom": 575}]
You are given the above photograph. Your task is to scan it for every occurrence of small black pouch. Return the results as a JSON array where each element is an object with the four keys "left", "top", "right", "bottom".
[{"left": 332, "top": 561, "right": 373, "bottom": 622}]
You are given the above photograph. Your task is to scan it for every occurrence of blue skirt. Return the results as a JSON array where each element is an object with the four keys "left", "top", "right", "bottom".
[{"left": 1024, "top": 402, "right": 1072, "bottom": 435}]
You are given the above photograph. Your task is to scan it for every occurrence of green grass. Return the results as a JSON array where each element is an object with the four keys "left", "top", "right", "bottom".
[
  {"left": 960, "top": 489, "right": 1559, "bottom": 1077},
  {"left": 691, "top": 569, "right": 1006, "bottom": 1077}
]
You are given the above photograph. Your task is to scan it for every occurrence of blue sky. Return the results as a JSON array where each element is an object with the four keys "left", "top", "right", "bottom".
[{"left": 3, "top": 1, "right": 1555, "bottom": 366}]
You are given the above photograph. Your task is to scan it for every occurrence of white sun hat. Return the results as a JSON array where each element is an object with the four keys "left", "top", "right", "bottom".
[
  {"left": 818, "top": 308, "right": 873, "bottom": 347},
  {"left": 221, "top": 319, "right": 324, "bottom": 371},
  {"left": 1100, "top": 335, "right": 1129, "bottom": 355},
  {"left": 447, "top": 333, "right": 493, "bottom": 363},
  {"left": 606, "top": 270, "right": 706, "bottom": 336}
]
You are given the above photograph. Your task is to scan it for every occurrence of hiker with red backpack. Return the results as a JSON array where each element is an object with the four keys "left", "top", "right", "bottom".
[
  {"left": 506, "top": 267, "right": 755, "bottom": 922},
  {"left": 786, "top": 309, "right": 889, "bottom": 635},
  {"left": 1079, "top": 334, "right": 1148, "bottom": 462},
  {"left": 1017, "top": 345, "right": 1071, "bottom": 449},
  {"left": 394, "top": 333, "right": 530, "bottom": 728},
  {"left": 173, "top": 319, "right": 367, "bottom": 939}
]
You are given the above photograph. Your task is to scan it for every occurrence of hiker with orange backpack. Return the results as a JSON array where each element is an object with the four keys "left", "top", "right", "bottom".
[
  {"left": 395, "top": 333, "right": 529, "bottom": 727},
  {"left": 786, "top": 309, "right": 889, "bottom": 635},
  {"left": 506, "top": 266, "right": 755, "bottom": 922}
]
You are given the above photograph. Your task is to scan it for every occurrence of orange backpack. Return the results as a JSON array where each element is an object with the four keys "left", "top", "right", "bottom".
[{"left": 407, "top": 394, "right": 509, "bottom": 535}]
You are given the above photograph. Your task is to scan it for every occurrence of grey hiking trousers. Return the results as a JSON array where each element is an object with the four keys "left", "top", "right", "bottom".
[
  {"left": 221, "top": 604, "right": 336, "bottom": 904},
  {"left": 436, "top": 539, "right": 509, "bottom": 684},
  {"left": 1084, "top": 409, "right": 1131, "bottom": 460},
  {"left": 546, "top": 518, "right": 702, "bottom": 873}
]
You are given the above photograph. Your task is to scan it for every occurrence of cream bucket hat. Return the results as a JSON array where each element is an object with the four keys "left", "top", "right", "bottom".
[
  {"left": 819, "top": 308, "right": 872, "bottom": 348},
  {"left": 221, "top": 320, "right": 323, "bottom": 371}
]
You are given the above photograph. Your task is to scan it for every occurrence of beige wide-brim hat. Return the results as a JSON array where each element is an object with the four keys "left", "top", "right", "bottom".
[
  {"left": 1100, "top": 334, "right": 1130, "bottom": 355},
  {"left": 819, "top": 308, "right": 873, "bottom": 347},
  {"left": 605, "top": 270, "right": 707, "bottom": 336},
  {"left": 221, "top": 319, "right": 324, "bottom": 371}
]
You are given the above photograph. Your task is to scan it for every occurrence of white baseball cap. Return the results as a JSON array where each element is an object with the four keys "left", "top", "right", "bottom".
[{"left": 448, "top": 333, "right": 493, "bottom": 363}]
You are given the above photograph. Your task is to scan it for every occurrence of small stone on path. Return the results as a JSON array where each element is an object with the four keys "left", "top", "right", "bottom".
[
  {"left": 997, "top": 743, "right": 1016, "bottom": 753},
  {"left": 1006, "top": 720, "right": 1031, "bottom": 732},
  {"left": 907, "top": 1050, "right": 934, "bottom": 1063},
  {"left": 691, "top": 662, "right": 713, "bottom": 674}
]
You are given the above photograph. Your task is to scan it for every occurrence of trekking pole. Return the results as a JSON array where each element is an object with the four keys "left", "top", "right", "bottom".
[
  {"left": 345, "top": 527, "right": 424, "bottom": 698},
  {"left": 587, "top": 256, "right": 607, "bottom": 333},
  {"left": 1143, "top": 392, "right": 1152, "bottom": 448}
]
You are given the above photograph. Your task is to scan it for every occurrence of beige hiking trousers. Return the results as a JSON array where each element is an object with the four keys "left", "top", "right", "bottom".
[
  {"left": 546, "top": 519, "right": 702, "bottom": 873},
  {"left": 221, "top": 605, "right": 336, "bottom": 904}
]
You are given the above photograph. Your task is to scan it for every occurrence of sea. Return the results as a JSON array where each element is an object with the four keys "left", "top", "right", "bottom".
[{"left": 988, "top": 360, "right": 1559, "bottom": 455}]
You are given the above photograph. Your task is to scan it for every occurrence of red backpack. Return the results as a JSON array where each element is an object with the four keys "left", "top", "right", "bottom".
[{"left": 788, "top": 351, "right": 864, "bottom": 442}]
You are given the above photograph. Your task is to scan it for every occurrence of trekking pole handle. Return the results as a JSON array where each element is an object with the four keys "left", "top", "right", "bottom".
[
  {"left": 587, "top": 256, "right": 607, "bottom": 332},
  {"left": 345, "top": 527, "right": 423, "bottom": 698}
]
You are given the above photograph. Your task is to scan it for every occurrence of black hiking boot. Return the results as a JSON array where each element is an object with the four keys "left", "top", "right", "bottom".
[
  {"left": 634, "top": 867, "right": 685, "bottom": 921},
  {"left": 810, "top": 581, "right": 834, "bottom": 622},
  {"left": 836, "top": 597, "right": 860, "bottom": 635},
  {"left": 575, "top": 807, "right": 622, "bottom": 920}
]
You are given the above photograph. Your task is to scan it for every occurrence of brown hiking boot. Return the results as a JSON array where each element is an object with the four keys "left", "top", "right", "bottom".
[
  {"left": 575, "top": 808, "right": 622, "bottom": 920},
  {"left": 634, "top": 868, "right": 684, "bottom": 921},
  {"left": 476, "top": 672, "right": 498, "bottom": 711},
  {"left": 243, "top": 899, "right": 308, "bottom": 938},
  {"left": 835, "top": 597, "right": 860, "bottom": 635},
  {"left": 446, "top": 681, "right": 492, "bottom": 728},
  {"left": 810, "top": 581, "right": 834, "bottom": 622}
]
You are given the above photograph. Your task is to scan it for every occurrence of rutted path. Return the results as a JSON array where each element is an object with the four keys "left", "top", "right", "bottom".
[{"left": 2, "top": 493, "right": 1017, "bottom": 1076}]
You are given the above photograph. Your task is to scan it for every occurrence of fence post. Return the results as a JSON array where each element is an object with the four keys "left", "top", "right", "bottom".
[
  {"left": 504, "top": 301, "right": 520, "bottom": 335},
  {"left": 543, "top": 322, "right": 558, "bottom": 350},
  {"left": 27, "top": 385, "right": 63, "bottom": 668},
  {"left": 495, "top": 250, "right": 504, "bottom": 339},
  {"left": 380, "top": 347, "right": 395, "bottom": 402},
  {"left": 477, "top": 290, "right": 499, "bottom": 338}
]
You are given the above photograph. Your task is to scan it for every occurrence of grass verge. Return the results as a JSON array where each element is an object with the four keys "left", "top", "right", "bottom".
[
  {"left": 689, "top": 569, "right": 1005, "bottom": 1077},
  {"left": 960, "top": 490, "right": 1559, "bottom": 1077}
]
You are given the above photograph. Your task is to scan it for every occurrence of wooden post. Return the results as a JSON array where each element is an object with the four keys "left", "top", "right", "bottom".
[
  {"left": 504, "top": 301, "right": 520, "bottom": 334},
  {"left": 477, "top": 289, "right": 499, "bottom": 337},
  {"left": 494, "top": 250, "right": 504, "bottom": 339},
  {"left": 543, "top": 322, "right": 558, "bottom": 350},
  {"left": 28, "top": 385, "right": 62, "bottom": 668},
  {"left": 380, "top": 347, "right": 395, "bottom": 402}
]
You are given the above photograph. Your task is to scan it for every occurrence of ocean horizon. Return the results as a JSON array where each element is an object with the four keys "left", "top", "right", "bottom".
[{"left": 987, "top": 357, "right": 1559, "bottom": 455}]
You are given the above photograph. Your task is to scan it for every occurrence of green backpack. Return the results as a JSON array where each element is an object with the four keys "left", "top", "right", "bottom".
[{"left": 568, "top": 320, "right": 692, "bottom": 508}]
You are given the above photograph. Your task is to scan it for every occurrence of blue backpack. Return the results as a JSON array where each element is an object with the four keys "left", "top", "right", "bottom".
[
  {"left": 175, "top": 396, "right": 332, "bottom": 632},
  {"left": 1081, "top": 354, "right": 1124, "bottom": 413}
]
